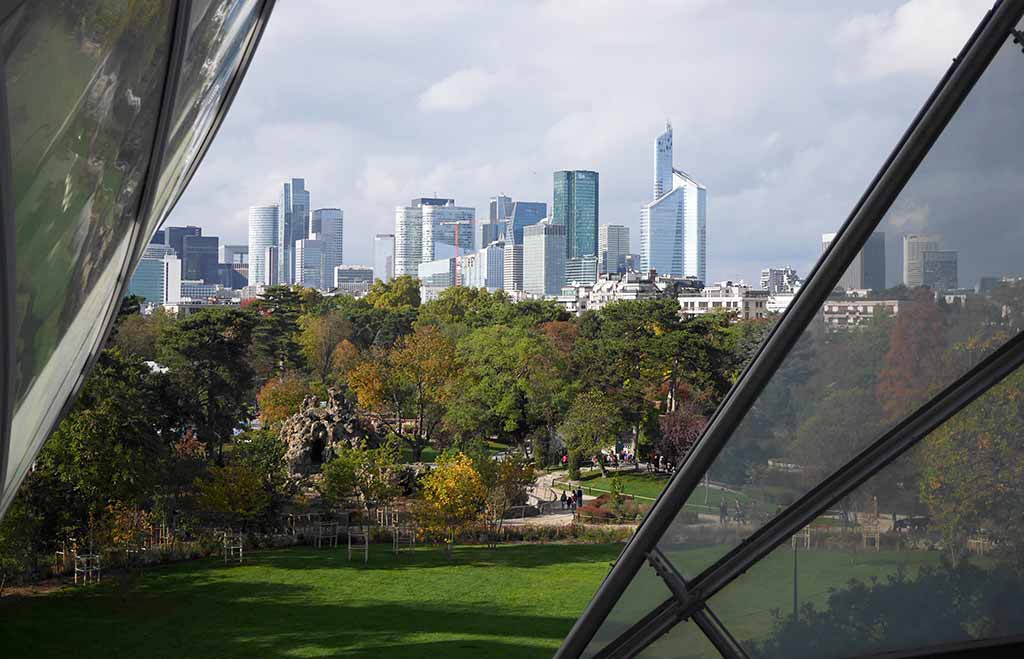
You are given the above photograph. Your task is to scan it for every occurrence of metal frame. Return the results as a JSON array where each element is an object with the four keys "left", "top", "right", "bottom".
[
  {"left": 0, "top": 18, "right": 14, "bottom": 490},
  {"left": 557, "top": 0, "right": 1024, "bottom": 656}
]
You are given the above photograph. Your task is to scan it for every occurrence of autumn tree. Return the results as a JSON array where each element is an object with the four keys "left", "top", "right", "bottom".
[
  {"left": 656, "top": 399, "right": 708, "bottom": 466},
  {"left": 476, "top": 451, "right": 535, "bottom": 543},
  {"left": 256, "top": 372, "right": 311, "bottom": 429},
  {"left": 417, "top": 452, "right": 486, "bottom": 558},
  {"left": 877, "top": 288, "right": 946, "bottom": 421},
  {"left": 298, "top": 310, "right": 353, "bottom": 383}
]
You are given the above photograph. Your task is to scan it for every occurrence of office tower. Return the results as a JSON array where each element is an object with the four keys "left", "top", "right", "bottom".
[
  {"left": 483, "top": 195, "right": 512, "bottom": 246},
  {"left": 128, "top": 244, "right": 175, "bottom": 304},
  {"left": 218, "top": 263, "right": 248, "bottom": 289},
  {"left": 566, "top": 255, "right": 598, "bottom": 286},
  {"left": 295, "top": 238, "right": 326, "bottom": 289},
  {"left": 219, "top": 245, "right": 248, "bottom": 264},
  {"left": 553, "top": 170, "right": 599, "bottom": 261},
  {"left": 182, "top": 235, "right": 219, "bottom": 282},
  {"left": 394, "top": 197, "right": 452, "bottom": 277},
  {"left": 523, "top": 219, "right": 566, "bottom": 296},
  {"left": 264, "top": 246, "right": 280, "bottom": 286},
  {"left": 507, "top": 201, "right": 547, "bottom": 245},
  {"left": 903, "top": 234, "right": 942, "bottom": 288},
  {"left": 279, "top": 178, "right": 311, "bottom": 285},
  {"left": 760, "top": 266, "right": 801, "bottom": 293},
  {"left": 150, "top": 229, "right": 166, "bottom": 246},
  {"left": 311, "top": 208, "right": 344, "bottom": 284},
  {"left": 821, "top": 232, "right": 886, "bottom": 291},
  {"left": 504, "top": 243, "right": 524, "bottom": 291},
  {"left": 374, "top": 233, "right": 395, "bottom": 283},
  {"left": 599, "top": 224, "right": 630, "bottom": 274},
  {"left": 164, "top": 225, "right": 201, "bottom": 257},
  {"left": 463, "top": 241, "right": 505, "bottom": 290},
  {"left": 923, "top": 251, "right": 958, "bottom": 291},
  {"left": 248, "top": 204, "right": 278, "bottom": 287},
  {"left": 422, "top": 201, "right": 474, "bottom": 262},
  {"left": 640, "top": 123, "right": 707, "bottom": 281},
  {"left": 334, "top": 265, "right": 374, "bottom": 294}
]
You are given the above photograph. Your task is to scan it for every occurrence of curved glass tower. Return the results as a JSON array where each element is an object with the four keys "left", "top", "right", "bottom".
[{"left": 0, "top": 0, "right": 277, "bottom": 516}]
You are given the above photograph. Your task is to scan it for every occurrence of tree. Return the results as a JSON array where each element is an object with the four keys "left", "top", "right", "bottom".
[
  {"left": 365, "top": 275, "right": 421, "bottom": 311},
  {"left": 319, "top": 440, "right": 403, "bottom": 510},
  {"left": 877, "top": 288, "right": 946, "bottom": 421},
  {"left": 256, "top": 372, "right": 312, "bottom": 429},
  {"left": 348, "top": 326, "right": 459, "bottom": 461},
  {"left": 417, "top": 452, "right": 486, "bottom": 558},
  {"left": 232, "top": 429, "right": 288, "bottom": 501},
  {"left": 248, "top": 286, "right": 304, "bottom": 378},
  {"left": 298, "top": 310, "right": 353, "bottom": 383},
  {"left": 477, "top": 452, "right": 534, "bottom": 544},
  {"left": 195, "top": 464, "right": 271, "bottom": 527},
  {"left": 110, "top": 307, "right": 175, "bottom": 361},
  {"left": 656, "top": 399, "right": 707, "bottom": 466},
  {"left": 157, "top": 307, "right": 256, "bottom": 461},
  {"left": 559, "top": 390, "right": 625, "bottom": 478}
]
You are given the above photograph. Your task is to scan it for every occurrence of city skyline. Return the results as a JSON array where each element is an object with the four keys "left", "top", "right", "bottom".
[{"left": 161, "top": 2, "right": 994, "bottom": 286}]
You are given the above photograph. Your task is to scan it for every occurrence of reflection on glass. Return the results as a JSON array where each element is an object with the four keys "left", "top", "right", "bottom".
[
  {"left": 139, "top": 0, "right": 260, "bottom": 253},
  {"left": 708, "top": 364, "right": 1024, "bottom": 657},
  {"left": 3, "top": 3, "right": 173, "bottom": 495},
  {"left": 657, "top": 23, "right": 1024, "bottom": 579},
  {"left": 582, "top": 564, "right": 673, "bottom": 658},
  {"left": 637, "top": 619, "right": 722, "bottom": 659}
]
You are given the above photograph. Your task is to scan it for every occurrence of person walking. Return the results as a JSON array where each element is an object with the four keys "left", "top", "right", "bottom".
[
  {"left": 576, "top": 487, "right": 584, "bottom": 508},
  {"left": 719, "top": 499, "right": 728, "bottom": 525},
  {"left": 567, "top": 493, "right": 575, "bottom": 511},
  {"left": 560, "top": 491, "right": 567, "bottom": 510}
]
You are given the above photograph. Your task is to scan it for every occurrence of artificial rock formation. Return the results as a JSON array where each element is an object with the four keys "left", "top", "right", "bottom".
[{"left": 279, "top": 387, "right": 374, "bottom": 479}]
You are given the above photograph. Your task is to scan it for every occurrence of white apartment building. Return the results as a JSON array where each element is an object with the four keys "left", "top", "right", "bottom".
[{"left": 679, "top": 281, "right": 769, "bottom": 321}]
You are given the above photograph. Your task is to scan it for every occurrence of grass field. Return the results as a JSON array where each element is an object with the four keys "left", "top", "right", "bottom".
[{"left": 0, "top": 543, "right": 944, "bottom": 658}]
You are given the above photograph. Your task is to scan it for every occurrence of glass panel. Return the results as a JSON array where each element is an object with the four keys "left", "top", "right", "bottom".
[
  {"left": 709, "top": 363, "right": 1024, "bottom": 656},
  {"left": 658, "top": 21, "right": 1024, "bottom": 576},
  {"left": 3, "top": 2, "right": 174, "bottom": 501},
  {"left": 583, "top": 564, "right": 673, "bottom": 658},
  {"left": 637, "top": 619, "right": 722, "bottom": 659},
  {"left": 140, "top": 0, "right": 260, "bottom": 252}
]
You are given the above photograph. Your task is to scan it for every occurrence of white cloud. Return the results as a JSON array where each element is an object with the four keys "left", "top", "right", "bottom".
[{"left": 417, "top": 68, "right": 499, "bottom": 112}]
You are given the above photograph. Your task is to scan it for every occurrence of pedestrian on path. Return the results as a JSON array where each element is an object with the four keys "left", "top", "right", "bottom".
[
  {"left": 576, "top": 487, "right": 584, "bottom": 507},
  {"left": 560, "top": 491, "right": 567, "bottom": 510}
]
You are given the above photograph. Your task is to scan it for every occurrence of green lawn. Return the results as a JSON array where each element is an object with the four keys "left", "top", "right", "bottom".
[
  {"left": 565, "top": 471, "right": 753, "bottom": 513},
  {"left": 1, "top": 543, "right": 620, "bottom": 658}
]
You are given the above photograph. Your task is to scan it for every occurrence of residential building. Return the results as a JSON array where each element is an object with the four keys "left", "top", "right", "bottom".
[
  {"left": 248, "top": 204, "right": 278, "bottom": 286},
  {"left": 760, "top": 266, "right": 801, "bottom": 294},
  {"left": 507, "top": 201, "right": 547, "bottom": 245},
  {"left": 279, "top": 178, "right": 311, "bottom": 285},
  {"left": 503, "top": 243, "right": 524, "bottom": 292},
  {"left": 821, "top": 232, "right": 886, "bottom": 291},
  {"left": 219, "top": 244, "right": 248, "bottom": 264},
  {"left": 599, "top": 224, "right": 630, "bottom": 274},
  {"left": 334, "top": 265, "right": 374, "bottom": 295},
  {"left": 902, "top": 233, "right": 941, "bottom": 288},
  {"left": 523, "top": 219, "right": 566, "bottom": 297},
  {"left": 678, "top": 281, "right": 769, "bottom": 321},
  {"left": 182, "top": 235, "right": 219, "bottom": 283},
  {"left": 373, "top": 233, "right": 395, "bottom": 283},
  {"left": 640, "top": 123, "right": 707, "bottom": 281},
  {"left": 553, "top": 170, "right": 599, "bottom": 261},
  {"left": 164, "top": 225, "right": 201, "bottom": 257},
  {"left": 587, "top": 271, "right": 667, "bottom": 311},
  {"left": 294, "top": 238, "right": 326, "bottom": 289},
  {"left": 311, "top": 208, "right": 344, "bottom": 284},
  {"left": 822, "top": 299, "right": 901, "bottom": 331},
  {"left": 923, "top": 250, "right": 958, "bottom": 291}
]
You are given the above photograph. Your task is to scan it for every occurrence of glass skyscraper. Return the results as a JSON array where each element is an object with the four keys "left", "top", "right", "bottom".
[
  {"left": 182, "top": 235, "right": 219, "bottom": 283},
  {"left": 128, "top": 244, "right": 176, "bottom": 304},
  {"left": 374, "top": 233, "right": 395, "bottom": 283},
  {"left": 507, "top": 201, "right": 547, "bottom": 245},
  {"left": 248, "top": 204, "right": 279, "bottom": 287},
  {"left": 553, "top": 170, "right": 599, "bottom": 260},
  {"left": 311, "top": 208, "right": 344, "bottom": 288},
  {"left": 279, "top": 178, "right": 310, "bottom": 285}
]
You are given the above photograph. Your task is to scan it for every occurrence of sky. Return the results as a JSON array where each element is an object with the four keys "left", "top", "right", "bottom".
[{"left": 166, "top": 0, "right": 996, "bottom": 286}]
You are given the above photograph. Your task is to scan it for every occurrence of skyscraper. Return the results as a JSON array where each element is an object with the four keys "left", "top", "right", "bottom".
[
  {"left": 394, "top": 197, "right": 452, "bottom": 277},
  {"left": 182, "top": 235, "right": 219, "bottom": 283},
  {"left": 422, "top": 201, "right": 474, "bottom": 262},
  {"left": 903, "top": 234, "right": 942, "bottom": 288},
  {"left": 523, "top": 219, "right": 566, "bottom": 297},
  {"left": 279, "top": 178, "right": 310, "bottom": 285},
  {"left": 248, "top": 204, "right": 278, "bottom": 287},
  {"left": 553, "top": 170, "right": 599, "bottom": 261},
  {"left": 373, "top": 233, "right": 395, "bottom": 283},
  {"left": 128, "top": 244, "right": 176, "bottom": 304},
  {"left": 311, "top": 208, "right": 344, "bottom": 286},
  {"left": 294, "top": 238, "right": 325, "bottom": 289},
  {"left": 599, "top": 224, "right": 630, "bottom": 274},
  {"left": 923, "top": 251, "right": 958, "bottom": 291},
  {"left": 507, "top": 201, "right": 547, "bottom": 245},
  {"left": 503, "top": 243, "right": 524, "bottom": 292},
  {"left": 164, "top": 225, "right": 201, "bottom": 257},
  {"left": 640, "top": 123, "right": 707, "bottom": 282},
  {"left": 219, "top": 245, "right": 248, "bottom": 264},
  {"left": 483, "top": 195, "right": 512, "bottom": 246},
  {"left": 822, "top": 231, "right": 886, "bottom": 291}
]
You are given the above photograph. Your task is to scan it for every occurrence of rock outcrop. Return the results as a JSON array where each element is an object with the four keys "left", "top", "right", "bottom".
[{"left": 279, "top": 387, "right": 375, "bottom": 479}]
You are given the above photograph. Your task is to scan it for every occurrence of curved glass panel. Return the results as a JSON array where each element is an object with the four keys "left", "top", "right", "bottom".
[
  {"left": 708, "top": 363, "right": 1024, "bottom": 658},
  {"left": 139, "top": 0, "right": 261, "bottom": 253},
  {"left": 3, "top": 2, "right": 174, "bottom": 501},
  {"left": 657, "top": 21, "right": 1024, "bottom": 579}
]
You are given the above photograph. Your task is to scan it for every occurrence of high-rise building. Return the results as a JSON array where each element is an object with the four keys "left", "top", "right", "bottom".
[
  {"left": 923, "top": 251, "right": 958, "bottom": 291},
  {"left": 640, "top": 123, "right": 707, "bottom": 282},
  {"left": 219, "top": 245, "right": 248, "bottom": 264},
  {"left": 248, "top": 204, "right": 279, "bottom": 287},
  {"left": 523, "top": 219, "right": 566, "bottom": 297},
  {"left": 150, "top": 229, "right": 166, "bottom": 246},
  {"left": 421, "top": 201, "right": 474, "bottom": 263},
  {"left": 279, "top": 178, "right": 310, "bottom": 285},
  {"left": 760, "top": 266, "right": 801, "bottom": 294},
  {"left": 507, "top": 201, "right": 547, "bottom": 245},
  {"left": 822, "top": 232, "right": 886, "bottom": 291},
  {"left": 462, "top": 240, "right": 505, "bottom": 290},
  {"left": 394, "top": 197, "right": 453, "bottom": 277},
  {"left": 599, "top": 224, "right": 630, "bottom": 274},
  {"left": 311, "top": 208, "right": 343, "bottom": 286},
  {"left": 483, "top": 195, "right": 512, "bottom": 246},
  {"left": 264, "top": 246, "right": 280, "bottom": 286},
  {"left": 294, "top": 238, "right": 325, "bottom": 289},
  {"left": 373, "top": 233, "right": 395, "bottom": 283},
  {"left": 903, "top": 234, "right": 942, "bottom": 288},
  {"left": 182, "top": 235, "right": 218, "bottom": 283},
  {"left": 553, "top": 170, "right": 599, "bottom": 261},
  {"left": 128, "top": 244, "right": 176, "bottom": 304},
  {"left": 164, "top": 225, "right": 201, "bottom": 257},
  {"left": 503, "top": 243, "right": 524, "bottom": 292},
  {"left": 566, "top": 255, "right": 599, "bottom": 286},
  {"left": 334, "top": 265, "right": 374, "bottom": 294}
]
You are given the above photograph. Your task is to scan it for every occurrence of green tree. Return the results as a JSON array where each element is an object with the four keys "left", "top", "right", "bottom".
[
  {"left": 559, "top": 390, "right": 625, "bottom": 478},
  {"left": 298, "top": 310, "right": 353, "bottom": 383},
  {"left": 248, "top": 286, "right": 304, "bottom": 378},
  {"left": 365, "top": 275, "right": 421, "bottom": 311},
  {"left": 195, "top": 464, "right": 271, "bottom": 527}
]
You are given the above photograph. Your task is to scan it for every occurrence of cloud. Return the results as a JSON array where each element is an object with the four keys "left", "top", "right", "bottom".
[{"left": 417, "top": 68, "right": 499, "bottom": 112}]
